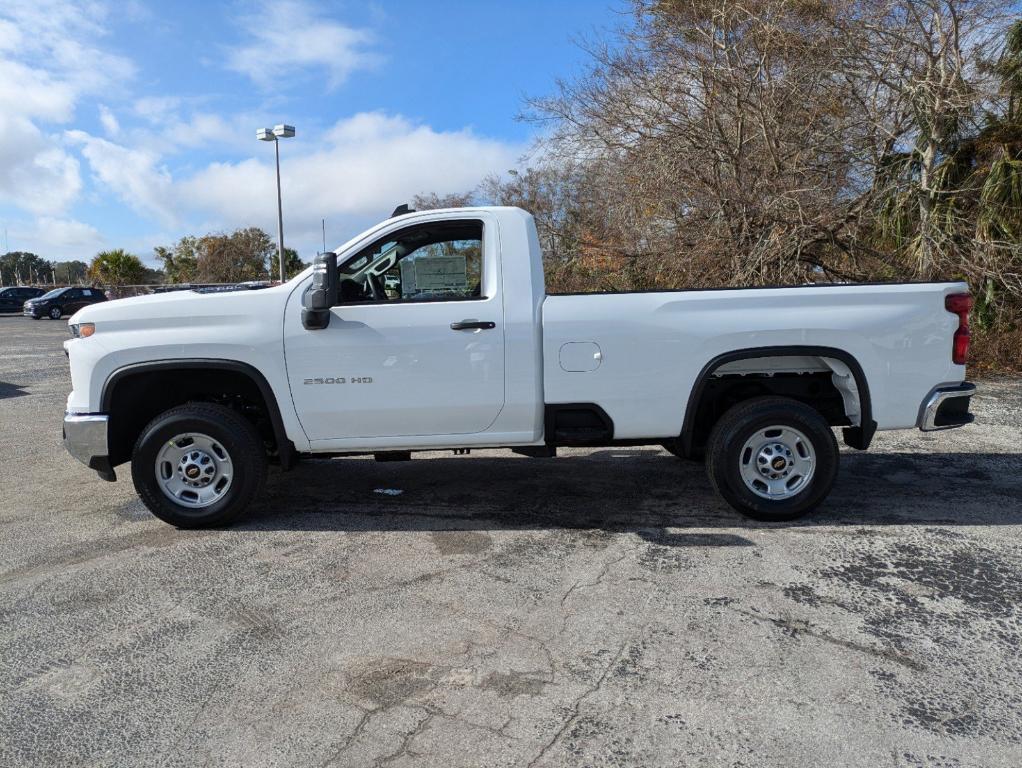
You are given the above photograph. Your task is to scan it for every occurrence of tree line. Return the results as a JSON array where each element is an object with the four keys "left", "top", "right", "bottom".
[
  {"left": 0, "top": 252, "right": 94, "bottom": 287},
  {"left": 428, "top": 1, "right": 1022, "bottom": 370},
  {"left": 0, "top": 227, "right": 306, "bottom": 288}
]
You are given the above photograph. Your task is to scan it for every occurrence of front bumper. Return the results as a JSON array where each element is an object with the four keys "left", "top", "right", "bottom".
[
  {"left": 919, "top": 382, "right": 976, "bottom": 431},
  {"left": 63, "top": 413, "right": 116, "bottom": 481}
]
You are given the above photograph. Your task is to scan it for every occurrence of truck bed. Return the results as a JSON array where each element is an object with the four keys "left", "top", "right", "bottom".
[{"left": 541, "top": 282, "right": 966, "bottom": 439}]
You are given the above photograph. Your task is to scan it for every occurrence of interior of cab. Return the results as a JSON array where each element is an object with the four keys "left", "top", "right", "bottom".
[{"left": 336, "top": 220, "right": 483, "bottom": 304}]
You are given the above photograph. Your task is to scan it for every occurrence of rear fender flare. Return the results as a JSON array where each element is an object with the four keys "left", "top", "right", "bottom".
[{"left": 680, "top": 345, "right": 876, "bottom": 455}]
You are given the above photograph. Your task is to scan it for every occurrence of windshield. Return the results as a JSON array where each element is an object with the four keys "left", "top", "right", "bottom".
[{"left": 38, "top": 288, "right": 68, "bottom": 300}]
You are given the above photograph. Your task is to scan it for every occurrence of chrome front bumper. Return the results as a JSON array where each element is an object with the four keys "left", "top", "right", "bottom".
[
  {"left": 63, "top": 413, "right": 115, "bottom": 481},
  {"left": 919, "top": 382, "right": 976, "bottom": 431}
]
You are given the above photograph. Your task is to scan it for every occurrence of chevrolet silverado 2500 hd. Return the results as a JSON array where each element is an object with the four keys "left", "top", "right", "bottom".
[{"left": 62, "top": 206, "right": 976, "bottom": 527}]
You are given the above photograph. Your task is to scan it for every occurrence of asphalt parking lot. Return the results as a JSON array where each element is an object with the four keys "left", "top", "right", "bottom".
[{"left": 1, "top": 316, "right": 1021, "bottom": 767}]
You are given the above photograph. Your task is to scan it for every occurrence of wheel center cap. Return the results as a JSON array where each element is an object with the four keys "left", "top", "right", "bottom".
[
  {"left": 177, "top": 450, "right": 216, "bottom": 487},
  {"left": 772, "top": 457, "right": 787, "bottom": 470}
]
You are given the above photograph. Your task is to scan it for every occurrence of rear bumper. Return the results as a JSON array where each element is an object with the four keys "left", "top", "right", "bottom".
[
  {"left": 919, "top": 382, "right": 976, "bottom": 431},
  {"left": 63, "top": 412, "right": 116, "bottom": 481}
]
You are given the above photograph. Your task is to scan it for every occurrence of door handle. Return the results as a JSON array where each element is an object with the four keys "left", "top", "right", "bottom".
[{"left": 450, "top": 320, "right": 496, "bottom": 331}]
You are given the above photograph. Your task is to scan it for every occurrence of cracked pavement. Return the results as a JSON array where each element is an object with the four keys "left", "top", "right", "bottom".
[{"left": 2, "top": 318, "right": 1022, "bottom": 767}]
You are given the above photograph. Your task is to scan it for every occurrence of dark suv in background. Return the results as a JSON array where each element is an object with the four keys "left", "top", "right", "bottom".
[
  {"left": 23, "top": 287, "right": 107, "bottom": 319},
  {"left": 0, "top": 286, "right": 46, "bottom": 313}
]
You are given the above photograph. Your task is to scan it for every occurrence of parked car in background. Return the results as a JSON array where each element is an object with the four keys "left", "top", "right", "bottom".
[
  {"left": 0, "top": 286, "right": 45, "bottom": 313},
  {"left": 24, "top": 287, "right": 107, "bottom": 319}
]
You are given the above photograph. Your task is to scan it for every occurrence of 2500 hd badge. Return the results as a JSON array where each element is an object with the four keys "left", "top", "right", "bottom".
[{"left": 303, "top": 377, "right": 373, "bottom": 384}]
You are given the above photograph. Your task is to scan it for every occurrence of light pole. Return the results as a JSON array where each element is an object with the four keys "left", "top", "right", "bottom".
[{"left": 257, "top": 124, "right": 296, "bottom": 283}]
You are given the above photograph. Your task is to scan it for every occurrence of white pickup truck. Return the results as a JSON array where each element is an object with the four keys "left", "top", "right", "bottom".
[{"left": 62, "top": 206, "right": 976, "bottom": 527}]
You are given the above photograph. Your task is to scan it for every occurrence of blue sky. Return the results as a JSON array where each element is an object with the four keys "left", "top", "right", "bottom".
[{"left": 0, "top": 0, "right": 621, "bottom": 265}]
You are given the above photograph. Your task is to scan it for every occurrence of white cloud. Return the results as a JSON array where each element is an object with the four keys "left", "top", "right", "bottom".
[
  {"left": 70, "top": 111, "right": 519, "bottom": 255},
  {"left": 129, "top": 97, "right": 260, "bottom": 155},
  {"left": 8, "top": 216, "right": 104, "bottom": 260},
  {"left": 0, "top": 59, "right": 77, "bottom": 122},
  {"left": 66, "top": 130, "right": 175, "bottom": 226},
  {"left": 132, "top": 96, "right": 183, "bottom": 123},
  {"left": 0, "top": 0, "right": 134, "bottom": 100},
  {"left": 0, "top": 1, "right": 135, "bottom": 217},
  {"left": 0, "top": 115, "right": 81, "bottom": 214},
  {"left": 226, "top": 0, "right": 379, "bottom": 89},
  {"left": 151, "top": 112, "right": 242, "bottom": 152},
  {"left": 0, "top": 18, "right": 23, "bottom": 49},
  {"left": 179, "top": 112, "right": 520, "bottom": 248},
  {"left": 99, "top": 104, "right": 120, "bottom": 136},
  {"left": 0, "top": 2, "right": 524, "bottom": 264}
]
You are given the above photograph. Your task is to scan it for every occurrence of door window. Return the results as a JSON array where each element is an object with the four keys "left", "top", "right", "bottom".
[{"left": 337, "top": 220, "right": 483, "bottom": 304}]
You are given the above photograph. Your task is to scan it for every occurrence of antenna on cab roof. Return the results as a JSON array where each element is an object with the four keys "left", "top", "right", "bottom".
[{"left": 391, "top": 203, "right": 415, "bottom": 218}]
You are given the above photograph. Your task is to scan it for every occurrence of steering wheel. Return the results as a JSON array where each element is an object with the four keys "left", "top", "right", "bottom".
[{"left": 366, "top": 273, "right": 385, "bottom": 301}]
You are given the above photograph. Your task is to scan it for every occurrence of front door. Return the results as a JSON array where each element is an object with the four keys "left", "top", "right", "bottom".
[
  {"left": 61, "top": 288, "right": 102, "bottom": 314},
  {"left": 61, "top": 288, "right": 84, "bottom": 313},
  {"left": 0, "top": 290, "right": 21, "bottom": 312},
  {"left": 283, "top": 216, "right": 505, "bottom": 443}
]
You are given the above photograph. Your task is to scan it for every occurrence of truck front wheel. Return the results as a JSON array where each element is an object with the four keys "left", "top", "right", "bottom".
[
  {"left": 131, "top": 403, "right": 267, "bottom": 528},
  {"left": 705, "top": 396, "right": 838, "bottom": 521}
]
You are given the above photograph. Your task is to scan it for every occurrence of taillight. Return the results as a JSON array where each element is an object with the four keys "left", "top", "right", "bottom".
[{"left": 945, "top": 292, "right": 972, "bottom": 365}]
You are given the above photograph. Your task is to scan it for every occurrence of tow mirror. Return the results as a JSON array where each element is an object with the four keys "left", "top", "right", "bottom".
[{"left": 302, "top": 252, "right": 337, "bottom": 330}]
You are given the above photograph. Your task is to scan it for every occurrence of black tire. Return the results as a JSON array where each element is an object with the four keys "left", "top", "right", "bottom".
[
  {"left": 48, "top": 306, "right": 62, "bottom": 319},
  {"left": 131, "top": 403, "right": 266, "bottom": 528},
  {"left": 705, "top": 396, "right": 838, "bottom": 521}
]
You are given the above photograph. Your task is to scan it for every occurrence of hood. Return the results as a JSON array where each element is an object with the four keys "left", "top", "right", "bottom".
[{"left": 67, "top": 283, "right": 292, "bottom": 328}]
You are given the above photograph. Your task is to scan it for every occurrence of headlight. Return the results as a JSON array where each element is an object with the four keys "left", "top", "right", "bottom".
[{"left": 69, "top": 323, "right": 96, "bottom": 338}]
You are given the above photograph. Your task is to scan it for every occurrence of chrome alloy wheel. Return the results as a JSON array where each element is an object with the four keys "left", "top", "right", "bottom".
[
  {"left": 738, "top": 425, "right": 816, "bottom": 500},
  {"left": 154, "top": 433, "right": 234, "bottom": 509}
]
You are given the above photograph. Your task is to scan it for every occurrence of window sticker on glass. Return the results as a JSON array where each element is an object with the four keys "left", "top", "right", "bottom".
[{"left": 400, "top": 255, "right": 468, "bottom": 296}]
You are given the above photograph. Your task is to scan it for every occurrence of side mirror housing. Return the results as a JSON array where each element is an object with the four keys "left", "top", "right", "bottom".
[{"left": 302, "top": 252, "right": 337, "bottom": 330}]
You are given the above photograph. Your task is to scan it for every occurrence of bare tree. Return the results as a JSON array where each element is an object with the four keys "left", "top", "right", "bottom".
[
  {"left": 509, "top": 0, "right": 1016, "bottom": 287},
  {"left": 841, "top": 0, "right": 1009, "bottom": 276},
  {"left": 411, "top": 192, "right": 477, "bottom": 210},
  {"left": 523, "top": 0, "right": 884, "bottom": 287},
  {"left": 428, "top": 1, "right": 1021, "bottom": 366}
]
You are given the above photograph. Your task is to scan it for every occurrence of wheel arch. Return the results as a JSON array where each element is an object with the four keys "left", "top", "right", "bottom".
[
  {"left": 101, "top": 359, "right": 295, "bottom": 469},
  {"left": 680, "top": 345, "right": 876, "bottom": 457}
]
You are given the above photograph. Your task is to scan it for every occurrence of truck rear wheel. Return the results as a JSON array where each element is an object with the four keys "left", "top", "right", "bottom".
[
  {"left": 131, "top": 403, "right": 266, "bottom": 528},
  {"left": 705, "top": 396, "right": 838, "bottom": 521}
]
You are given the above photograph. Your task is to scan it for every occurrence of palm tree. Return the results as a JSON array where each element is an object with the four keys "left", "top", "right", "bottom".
[{"left": 89, "top": 249, "right": 147, "bottom": 286}]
